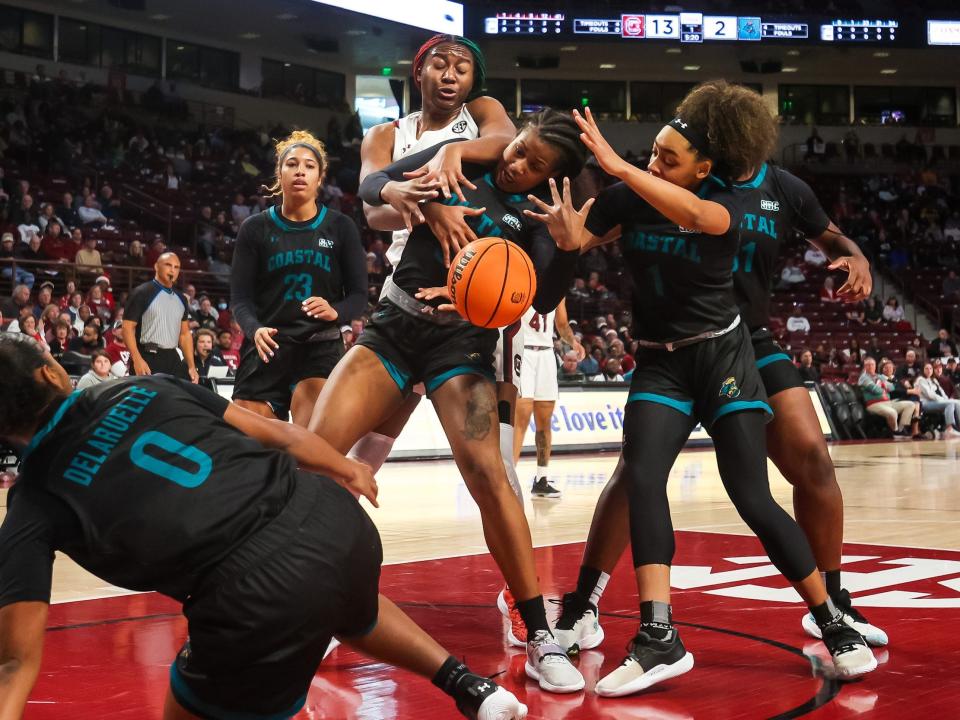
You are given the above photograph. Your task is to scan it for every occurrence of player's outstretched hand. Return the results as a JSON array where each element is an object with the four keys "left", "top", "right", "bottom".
[
  {"left": 830, "top": 255, "right": 872, "bottom": 302},
  {"left": 415, "top": 286, "right": 457, "bottom": 314},
  {"left": 573, "top": 107, "right": 630, "bottom": 179},
  {"left": 423, "top": 203, "right": 485, "bottom": 267},
  {"left": 381, "top": 170, "right": 442, "bottom": 232},
  {"left": 253, "top": 326, "right": 280, "bottom": 363},
  {"left": 524, "top": 177, "right": 595, "bottom": 251},
  {"left": 412, "top": 142, "right": 477, "bottom": 203},
  {"left": 342, "top": 459, "right": 379, "bottom": 507},
  {"left": 302, "top": 296, "right": 338, "bottom": 322}
]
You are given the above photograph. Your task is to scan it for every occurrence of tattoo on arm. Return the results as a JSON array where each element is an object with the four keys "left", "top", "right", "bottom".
[
  {"left": 462, "top": 383, "right": 496, "bottom": 441},
  {"left": 535, "top": 429, "right": 549, "bottom": 466}
]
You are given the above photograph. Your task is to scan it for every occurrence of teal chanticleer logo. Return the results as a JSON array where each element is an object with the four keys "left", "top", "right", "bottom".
[{"left": 719, "top": 376, "right": 742, "bottom": 399}]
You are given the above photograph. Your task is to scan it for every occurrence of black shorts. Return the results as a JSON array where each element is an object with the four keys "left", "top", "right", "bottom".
[
  {"left": 232, "top": 336, "right": 344, "bottom": 420},
  {"left": 356, "top": 301, "right": 496, "bottom": 396},
  {"left": 171, "top": 473, "right": 382, "bottom": 720},
  {"left": 627, "top": 323, "right": 772, "bottom": 431},
  {"left": 134, "top": 347, "right": 188, "bottom": 380},
  {"left": 751, "top": 328, "right": 805, "bottom": 398}
]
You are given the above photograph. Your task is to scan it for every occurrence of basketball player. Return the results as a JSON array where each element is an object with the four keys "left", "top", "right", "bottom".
[
  {"left": 310, "top": 110, "right": 591, "bottom": 694},
  {"left": 512, "top": 299, "right": 584, "bottom": 498},
  {"left": 555, "top": 83, "right": 887, "bottom": 663},
  {"left": 230, "top": 130, "right": 367, "bottom": 426},
  {"left": 0, "top": 337, "right": 528, "bottom": 720},
  {"left": 552, "top": 99, "right": 876, "bottom": 696},
  {"left": 350, "top": 33, "right": 516, "bottom": 479}
]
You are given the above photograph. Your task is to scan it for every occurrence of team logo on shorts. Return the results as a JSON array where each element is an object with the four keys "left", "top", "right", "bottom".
[
  {"left": 452, "top": 120, "right": 468, "bottom": 134},
  {"left": 719, "top": 376, "right": 742, "bottom": 399},
  {"left": 466, "top": 352, "right": 481, "bottom": 362}
]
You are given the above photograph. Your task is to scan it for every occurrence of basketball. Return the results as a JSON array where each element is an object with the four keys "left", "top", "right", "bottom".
[{"left": 446, "top": 237, "right": 537, "bottom": 328}]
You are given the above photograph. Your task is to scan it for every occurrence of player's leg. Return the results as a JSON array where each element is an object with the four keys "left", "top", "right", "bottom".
[
  {"left": 348, "top": 391, "right": 423, "bottom": 473},
  {"left": 430, "top": 373, "right": 583, "bottom": 693},
  {"left": 232, "top": 398, "right": 279, "bottom": 419},
  {"left": 290, "top": 377, "right": 326, "bottom": 427},
  {"left": 766, "top": 386, "right": 888, "bottom": 646},
  {"left": 530, "top": 400, "right": 560, "bottom": 498},
  {"left": 513, "top": 397, "right": 534, "bottom": 465}
]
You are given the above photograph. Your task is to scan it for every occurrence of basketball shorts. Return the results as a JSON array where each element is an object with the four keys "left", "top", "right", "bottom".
[
  {"left": 626, "top": 323, "right": 772, "bottom": 431},
  {"left": 171, "top": 473, "right": 382, "bottom": 720},
  {"left": 232, "top": 336, "right": 344, "bottom": 420},
  {"left": 494, "top": 320, "right": 524, "bottom": 389},
  {"left": 519, "top": 346, "right": 559, "bottom": 401},
  {"left": 751, "top": 328, "right": 806, "bottom": 398},
  {"left": 357, "top": 301, "right": 496, "bottom": 397}
]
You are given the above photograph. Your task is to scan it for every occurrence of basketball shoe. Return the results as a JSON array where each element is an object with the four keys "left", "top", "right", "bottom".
[
  {"left": 454, "top": 673, "right": 528, "bottom": 720},
  {"left": 594, "top": 629, "right": 694, "bottom": 697},
  {"left": 524, "top": 629, "right": 585, "bottom": 693},
  {"left": 553, "top": 592, "right": 604, "bottom": 655},
  {"left": 497, "top": 588, "right": 526, "bottom": 646},
  {"left": 530, "top": 476, "right": 561, "bottom": 498},
  {"left": 801, "top": 589, "right": 889, "bottom": 646},
  {"left": 819, "top": 617, "right": 878, "bottom": 677}
]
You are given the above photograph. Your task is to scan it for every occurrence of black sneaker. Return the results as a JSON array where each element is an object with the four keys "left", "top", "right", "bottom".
[
  {"left": 820, "top": 618, "right": 877, "bottom": 678},
  {"left": 553, "top": 592, "right": 604, "bottom": 654},
  {"left": 594, "top": 630, "right": 694, "bottom": 697},
  {"left": 531, "top": 476, "right": 561, "bottom": 498}
]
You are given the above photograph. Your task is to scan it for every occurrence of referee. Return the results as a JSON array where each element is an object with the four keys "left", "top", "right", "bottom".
[{"left": 122, "top": 252, "right": 198, "bottom": 382}]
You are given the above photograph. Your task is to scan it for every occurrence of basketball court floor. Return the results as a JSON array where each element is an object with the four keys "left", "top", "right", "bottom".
[{"left": 7, "top": 439, "right": 960, "bottom": 718}]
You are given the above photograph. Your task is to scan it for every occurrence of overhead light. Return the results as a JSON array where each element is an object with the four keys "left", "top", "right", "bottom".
[
  {"left": 786, "top": 49, "right": 800, "bottom": 56},
  {"left": 397, "top": 59, "right": 412, "bottom": 65},
  {"left": 560, "top": 45, "right": 578, "bottom": 52},
  {"left": 665, "top": 48, "right": 682, "bottom": 54},
  {"left": 880, "top": 68, "right": 897, "bottom": 75},
  {"left": 345, "top": 29, "right": 367, "bottom": 36},
  {"left": 683, "top": 65, "right": 701, "bottom": 71},
  {"left": 873, "top": 51, "right": 890, "bottom": 58},
  {"left": 239, "top": 32, "right": 260, "bottom": 40},
  {"left": 599, "top": 63, "right": 616, "bottom": 69},
  {"left": 276, "top": 13, "right": 297, "bottom": 20},
  {"left": 149, "top": 13, "right": 169, "bottom": 20},
  {"left": 176, "top": 45, "right": 185, "bottom": 51},
  {"left": 782, "top": 67, "right": 799, "bottom": 73}
]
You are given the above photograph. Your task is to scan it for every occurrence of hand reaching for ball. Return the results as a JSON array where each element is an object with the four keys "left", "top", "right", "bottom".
[{"left": 524, "top": 177, "right": 595, "bottom": 252}]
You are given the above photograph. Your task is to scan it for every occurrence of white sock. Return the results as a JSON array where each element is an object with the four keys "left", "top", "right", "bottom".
[
  {"left": 347, "top": 432, "right": 395, "bottom": 474},
  {"left": 536, "top": 464, "right": 548, "bottom": 479},
  {"left": 499, "top": 422, "right": 523, "bottom": 503},
  {"left": 590, "top": 571, "right": 611, "bottom": 608}
]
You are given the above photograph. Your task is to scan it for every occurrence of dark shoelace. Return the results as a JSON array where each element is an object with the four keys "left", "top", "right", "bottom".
[{"left": 550, "top": 592, "right": 591, "bottom": 630}]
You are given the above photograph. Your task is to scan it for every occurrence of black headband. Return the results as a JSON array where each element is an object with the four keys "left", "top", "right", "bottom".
[
  {"left": 280, "top": 142, "right": 323, "bottom": 164},
  {"left": 668, "top": 117, "right": 710, "bottom": 157}
]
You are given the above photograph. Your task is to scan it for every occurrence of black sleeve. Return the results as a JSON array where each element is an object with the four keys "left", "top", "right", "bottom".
[
  {"left": 123, "top": 284, "right": 153, "bottom": 324},
  {"left": 358, "top": 138, "right": 467, "bottom": 206},
  {"left": 775, "top": 169, "right": 831, "bottom": 238},
  {"left": 526, "top": 224, "right": 579, "bottom": 314},
  {"left": 585, "top": 182, "right": 641, "bottom": 237},
  {"left": 0, "top": 488, "right": 57, "bottom": 608},
  {"left": 706, "top": 186, "right": 745, "bottom": 236},
  {"left": 176, "top": 377, "right": 231, "bottom": 416},
  {"left": 230, "top": 215, "right": 264, "bottom": 339},
  {"left": 331, "top": 215, "right": 368, "bottom": 322}
]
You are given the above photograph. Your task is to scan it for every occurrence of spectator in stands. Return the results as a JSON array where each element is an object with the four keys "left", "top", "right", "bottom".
[
  {"left": 37, "top": 203, "right": 65, "bottom": 234},
  {"left": 786, "top": 306, "right": 810, "bottom": 333},
  {"left": 193, "top": 328, "right": 226, "bottom": 378},
  {"left": 0, "top": 232, "right": 34, "bottom": 288},
  {"left": 845, "top": 301, "right": 865, "bottom": 325},
  {"left": 917, "top": 362, "right": 960, "bottom": 439},
  {"left": 75, "top": 235, "right": 103, "bottom": 277},
  {"left": 121, "top": 239, "right": 145, "bottom": 267},
  {"left": 231, "top": 192, "right": 251, "bottom": 225},
  {"left": 183, "top": 284, "right": 200, "bottom": 312},
  {"left": 41, "top": 220, "right": 68, "bottom": 261},
  {"left": 928, "top": 329, "right": 959, "bottom": 360},
  {"left": 842, "top": 128, "right": 859, "bottom": 163},
  {"left": 559, "top": 350, "right": 585, "bottom": 382},
  {"left": 859, "top": 357, "right": 920, "bottom": 438},
  {"left": 803, "top": 245, "right": 827, "bottom": 267},
  {"left": 844, "top": 339, "right": 865, "bottom": 365},
  {"left": 779, "top": 257, "right": 805, "bottom": 287},
  {"left": 591, "top": 358, "right": 624, "bottom": 383},
  {"left": 17, "top": 314, "right": 46, "bottom": 349},
  {"left": 38, "top": 303, "right": 59, "bottom": 337},
  {"left": 75, "top": 349, "right": 118, "bottom": 390},
  {"left": 794, "top": 350, "right": 817, "bottom": 382},
  {"left": 577, "top": 346, "right": 601, "bottom": 377},
  {"left": 47, "top": 320, "right": 72, "bottom": 360},
  {"left": 19, "top": 231, "right": 54, "bottom": 280},
  {"left": 882, "top": 296, "right": 904, "bottom": 323},
  {"left": 13, "top": 193, "right": 38, "bottom": 230},
  {"left": 944, "top": 270, "right": 960, "bottom": 301},
  {"left": 586, "top": 271, "right": 615, "bottom": 300},
  {"left": 217, "top": 328, "right": 240, "bottom": 371},
  {"left": 864, "top": 296, "right": 883, "bottom": 325},
  {"left": 68, "top": 319, "right": 103, "bottom": 355},
  {"left": 935, "top": 360, "right": 957, "bottom": 398},
  {"left": 57, "top": 192, "right": 79, "bottom": 229},
  {"left": 195, "top": 295, "right": 219, "bottom": 330},
  {"left": 66, "top": 290, "right": 85, "bottom": 322},
  {"left": 98, "top": 185, "right": 120, "bottom": 219},
  {"left": 568, "top": 276, "right": 590, "bottom": 301},
  {"left": 896, "top": 349, "right": 924, "bottom": 385},
  {"left": 86, "top": 284, "right": 112, "bottom": 324},
  {"left": 77, "top": 194, "right": 108, "bottom": 226},
  {"left": 145, "top": 237, "right": 167, "bottom": 266},
  {"left": 128, "top": 128, "right": 150, "bottom": 154},
  {"left": 31, "top": 282, "right": 53, "bottom": 320},
  {"left": 103, "top": 328, "right": 129, "bottom": 375},
  {"left": 820, "top": 276, "right": 842, "bottom": 303}
]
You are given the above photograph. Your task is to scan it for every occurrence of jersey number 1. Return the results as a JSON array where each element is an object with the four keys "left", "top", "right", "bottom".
[
  {"left": 283, "top": 273, "right": 313, "bottom": 301},
  {"left": 130, "top": 431, "right": 212, "bottom": 488}
]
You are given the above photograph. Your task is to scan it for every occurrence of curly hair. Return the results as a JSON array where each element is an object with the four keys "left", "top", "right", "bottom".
[
  {"left": 523, "top": 108, "right": 588, "bottom": 179},
  {"left": 0, "top": 336, "right": 54, "bottom": 441},
  {"left": 262, "top": 129, "right": 328, "bottom": 198},
  {"left": 674, "top": 80, "right": 778, "bottom": 181}
]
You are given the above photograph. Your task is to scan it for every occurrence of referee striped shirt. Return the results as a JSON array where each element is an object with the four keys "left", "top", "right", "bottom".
[{"left": 124, "top": 279, "right": 189, "bottom": 349}]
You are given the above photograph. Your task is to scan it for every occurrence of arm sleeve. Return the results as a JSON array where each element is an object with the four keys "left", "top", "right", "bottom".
[
  {"left": 357, "top": 139, "right": 466, "bottom": 206},
  {"left": 331, "top": 216, "right": 368, "bottom": 322},
  {"left": 584, "top": 183, "right": 636, "bottom": 238},
  {"left": 776, "top": 170, "right": 831, "bottom": 238},
  {"left": 230, "top": 217, "right": 264, "bottom": 339},
  {"left": 123, "top": 284, "right": 151, "bottom": 324},
  {"left": 0, "top": 489, "right": 56, "bottom": 608},
  {"left": 177, "top": 378, "right": 231, "bottom": 416},
  {"left": 527, "top": 224, "right": 579, "bottom": 314}
]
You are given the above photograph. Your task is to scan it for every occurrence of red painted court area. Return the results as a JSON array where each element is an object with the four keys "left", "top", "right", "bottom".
[{"left": 32, "top": 532, "right": 960, "bottom": 719}]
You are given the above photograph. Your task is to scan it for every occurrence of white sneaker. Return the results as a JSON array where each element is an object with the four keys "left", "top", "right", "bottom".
[
  {"left": 944, "top": 427, "right": 960, "bottom": 440},
  {"left": 455, "top": 674, "right": 528, "bottom": 720},
  {"left": 801, "top": 590, "right": 889, "bottom": 647},
  {"left": 323, "top": 637, "right": 340, "bottom": 660},
  {"left": 553, "top": 593, "right": 604, "bottom": 654},
  {"left": 595, "top": 630, "right": 694, "bottom": 698},
  {"left": 525, "top": 630, "right": 585, "bottom": 693},
  {"left": 820, "top": 620, "right": 878, "bottom": 678}
]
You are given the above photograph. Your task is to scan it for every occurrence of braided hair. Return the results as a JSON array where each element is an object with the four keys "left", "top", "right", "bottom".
[
  {"left": 0, "top": 335, "right": 54, "bottom": 441},
  {"left": 523, "top": 108, "right": 588, "bottom": 179},
  {"left": 413, "top": 34, "right": 487, "bottom": 100}
]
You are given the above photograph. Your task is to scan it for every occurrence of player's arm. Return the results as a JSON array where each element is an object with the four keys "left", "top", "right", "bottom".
[
  {"left": 0, "top": 601, "right": 47, "bottom": 720},
  {"left": 179, "top": 320, "right": 198, "bottom": 383},
  {"left": 554, "top": 299, "right": 585, "bottom": 359},
  {"left": 574, "top": 107, "right": 732, "bottom": 235},
  {"left": 360, "top": 123, "right": 408, "bottom": 231},
  {"left": 329, "top": 217, "right": 368, "bottom": 323},
  {"left": 222, "top": 403, "right": 378, "bottom": 506}
]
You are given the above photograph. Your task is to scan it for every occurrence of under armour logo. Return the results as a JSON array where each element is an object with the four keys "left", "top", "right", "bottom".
[
  {"left": 477, "top": 682, "right": 491, "bottom": 693},
  {"left": 674, "top": 118, "right": 688, "bottom": 129}
]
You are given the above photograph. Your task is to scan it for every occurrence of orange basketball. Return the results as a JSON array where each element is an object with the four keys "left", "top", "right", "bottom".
[{"left": 446, "top": 237, "right": 537, "bottom": 329}]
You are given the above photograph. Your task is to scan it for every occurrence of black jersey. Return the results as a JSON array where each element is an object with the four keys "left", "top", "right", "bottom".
[
  {"left": 359, "top": 139, "right": 577, "bottom": 314},
  {"left": 0, "top": 376, "right": 299, "bottom": 607},
  {"left": 231, "top": 204, "right": 367, "bottom": 342},
  {"left": 728, "top": 164, "right": 830, "bottom": 330},
  {"left": 585, "top": 179, "right": 746, "bottom": 344}
]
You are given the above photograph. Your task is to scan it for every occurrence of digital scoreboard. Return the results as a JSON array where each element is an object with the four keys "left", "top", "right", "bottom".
[{"left": 820, "top": 19, "right": 898, "bottom": 43}]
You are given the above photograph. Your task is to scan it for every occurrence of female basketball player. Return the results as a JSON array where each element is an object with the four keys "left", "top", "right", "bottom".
[
  {"left": 309, "top": 109, "right": 591, "bottom": 694},
  {"left": 555, "top": 83, "right": 886, "bottom": 666},
  {"left": 230, "top": 130, "right": 367, "bottom": 426},
  {"left": 548, "top": 94, "right": 875, "bottom": 696}
]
